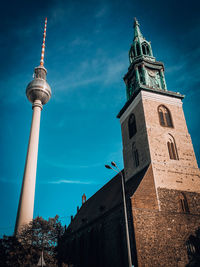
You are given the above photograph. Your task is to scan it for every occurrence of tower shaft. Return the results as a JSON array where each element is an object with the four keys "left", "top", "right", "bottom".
[
  {"left": 15, "top": 100, "right": 42, "bottom": 234},
  {"left": 14, "top": 18, "right": 51, "bottom": 234}
]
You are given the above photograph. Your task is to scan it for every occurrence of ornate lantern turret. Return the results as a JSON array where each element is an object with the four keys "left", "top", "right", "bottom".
[{"left": 125, "top": 18, "right": 167, "bottom": 100}]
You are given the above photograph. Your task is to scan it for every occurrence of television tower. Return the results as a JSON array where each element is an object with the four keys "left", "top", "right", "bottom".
[{"left": 15, "top": 18, "right": 51, "bottom": 234}]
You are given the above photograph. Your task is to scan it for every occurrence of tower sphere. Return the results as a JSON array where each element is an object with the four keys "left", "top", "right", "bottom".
[{"left": 26, "top": 66, "right": 51, "bottom": 105}]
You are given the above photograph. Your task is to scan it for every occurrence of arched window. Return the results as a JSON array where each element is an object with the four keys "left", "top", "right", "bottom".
[
  {"left": 142, "top": 42, "right": 151, "bottom": 56},
  {"left": 158, "top": 105, "right": 173, "bottom": 127},
  {"left": 167, "top": 134, "right": 179, "bottom": 160},
  {"left": 186, "top": 229, "right": 200, "bottom": 262},
  {"left": 136, "top": 43, "right": 140, "bottom": 56},
  {"left": 146, "top": 45, "right": 150, "bottom": 55},
  {"left": 129, "top": 46, "right": 135, "bottom": 63},
  {"left": 132, "top": 143, "right": 139, "bottom": 167},
  {"left": 128, "top": 114, "right": 137, "bottom": 138},
  {"left": 179, "top": 192, "right": 189, "bottom": 213},
  {"left": 142, "top": 45, "right": 146, "bottom": 55},
  {"left": 131, "top": 47, "right": 135, "bottom": 58},
  {"left": 186, "top": 235, "right": 197, "bottom": 260}
]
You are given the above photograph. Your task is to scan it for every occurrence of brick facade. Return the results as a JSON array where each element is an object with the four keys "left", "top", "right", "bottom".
[
  {"left": 120, "top": 89, "right": 200, "bottom": 267},
  {"left": 132, "top": 209, "right": 199, "bottom": 267}
]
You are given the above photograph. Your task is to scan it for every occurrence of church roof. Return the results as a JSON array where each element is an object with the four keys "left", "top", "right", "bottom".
[{"left": 67, "top": 165, "right": 149, "bottom": 233}]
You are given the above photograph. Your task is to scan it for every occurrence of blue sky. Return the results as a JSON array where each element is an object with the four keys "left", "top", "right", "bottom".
[{"left": 0, "top": 0, "right": 200, "bottom": 237}]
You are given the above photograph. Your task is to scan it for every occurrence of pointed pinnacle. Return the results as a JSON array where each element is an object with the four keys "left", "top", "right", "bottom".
[
  {"left": 134, "top": 17, "right": 139, "bottom": 27},
  {"left": 134, "top": 17, "right": 143, "bottom": 39}
]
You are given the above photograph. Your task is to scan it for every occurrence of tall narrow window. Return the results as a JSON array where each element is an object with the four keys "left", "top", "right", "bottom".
[
  {"left": 186, "top": 235, "right": 197, "bottom": 260},
  {"left": 146, "top": 45, "right": 150, "bottom": 55},
  {"left": 179, "top": 192, "right": 190, "bottom": 213},
  {"left": 136, "top": 43, "right": 140, "bottom": 56},
  {"left": 129, "top": 46, "right": 135, "bottom": 63},
  {"left": 142, "top": 44, "right": 146, "bottom": 55},
  {"left": 132, "top": 143, "right": 139, "bottom": 167},
  {"left": 158, "top": 105, "right": 173, "bottom": 127},
  {"left": 131, "top": 47, "right": 135, "bottom": 58},
  {"left": 128, "top": 114, "right": 137, "bottom": 138},
  {"left": 142, "top": 42, "right": 151, "bottom": 56},
  {"left": 167, "top": 134, "right": 179, "bottom": 160},
  {"left": 138, "top": 65, "right": 144, "bottom": 83},
  {"left": 186, "top": 230, "right": 200, "bottom": 262}
]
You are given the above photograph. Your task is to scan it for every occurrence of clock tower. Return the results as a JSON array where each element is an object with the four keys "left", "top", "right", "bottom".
[{"left": 117, "top": 19, "right": 200, "bottom": 266}]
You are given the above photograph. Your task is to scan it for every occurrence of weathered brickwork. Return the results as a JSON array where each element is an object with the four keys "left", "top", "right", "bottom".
[
  {"left": 158, "top": 188, "right": 200, "bottom": 215},
  {"left": 131, "top": 164, "right": 158, "bottom": 210},
  {"left": 131, "top": 208, "right": 200, "bottom": 267},
  {"left": 124, "top": 90, "right": 200, "bottom": 267},
  {"left": 141, "top": 91, "right": 200, "bottom": 192},
  {"left": 120, "top": 94, "right": 151, "bottom": 181}
]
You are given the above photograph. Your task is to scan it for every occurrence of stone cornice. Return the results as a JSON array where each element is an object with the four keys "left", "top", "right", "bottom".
[{"left": 117, "top": 87, "right": 184, "bottom": 122}]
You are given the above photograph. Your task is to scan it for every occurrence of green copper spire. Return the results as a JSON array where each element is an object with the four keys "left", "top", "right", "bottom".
[
  {"left": 129, "top": 18, "right": 153, "bottom": 64},
  {"left": 125, "top": 19, "right": 167, "bottom": 100},
  {"left": 134, "top": 17, "right": 143, "bottom": 40}
]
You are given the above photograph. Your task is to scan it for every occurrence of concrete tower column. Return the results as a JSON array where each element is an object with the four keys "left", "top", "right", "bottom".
[
  {"left": 14, "top": 18, "right": 51, "bottom": 235},
  {"left": 15, "top": 100, "right": 42, "bottom": 234}
]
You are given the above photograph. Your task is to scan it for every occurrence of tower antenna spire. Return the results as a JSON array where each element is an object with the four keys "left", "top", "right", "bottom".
[{"left": 40, "top": 17, "right": 47, "bottom": 67}]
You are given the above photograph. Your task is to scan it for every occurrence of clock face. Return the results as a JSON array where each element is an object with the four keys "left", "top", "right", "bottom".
[
  {"left": 147, "top": 69, "right": 161, "bottom": 89},
  {"left": 148, "top": 70, "right": 156, "bottom": 77}
]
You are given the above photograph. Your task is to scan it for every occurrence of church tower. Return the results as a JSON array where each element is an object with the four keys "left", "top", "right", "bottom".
[{"left": 117, "top": 18, "right": 200, "bottom": 266}]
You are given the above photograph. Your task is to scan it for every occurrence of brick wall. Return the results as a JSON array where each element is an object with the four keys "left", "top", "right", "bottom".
[
  {"left": 131, "top": 208, "right": 200, "bottom": 267},
  {"left": 141, "top": 90, "right": 200, "bottom": 192},
  {"left": 120, "top": 95, "right": 151, "bottom": 181},
  {"left": 131, "top": 164, "right": 158, "bottom": 210},
  {"left": 158, "top": 188, "right": 200, "bottom": 215}
]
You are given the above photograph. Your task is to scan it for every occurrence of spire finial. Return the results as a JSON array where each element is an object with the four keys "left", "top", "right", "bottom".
[
  {"left": 134, "top": 17, "right": 139, "bottom": 27},
  {"left": 133, "top": 17, "right": 143, "bottom": 39},
  {"left": 40, "top": 18, "right": 47, "bottom": 67}
]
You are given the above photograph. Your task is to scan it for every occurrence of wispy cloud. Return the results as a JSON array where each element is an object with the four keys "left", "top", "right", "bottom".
[
  {"left": 0, "top": 177, "right": 19, "bottom": 184},
  {"left": 48, "top": 179, "right": 93, "bottom": 185},
  {"left": 95, "top": 6, "right": 108, "bottom": 18},
  {"left": 69, "top": 37, "right": 92, "bottom": 47},
  {"left": 53, "top": 52, "right": 127, "bottom": 97},
  {"left": 44, "top": 158, "right": 102, "bottom": 169},
  {"left": 0, "top": 176, "right": 97, "bottom": 186}
]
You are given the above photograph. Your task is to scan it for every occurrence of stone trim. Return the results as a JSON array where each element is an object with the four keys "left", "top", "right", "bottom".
[
  {"left": 141, "top": 90, "right": 183, "bottom": 107},
  {"left": 119, "top": 92, "right": 142, "bottom": 124}
]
